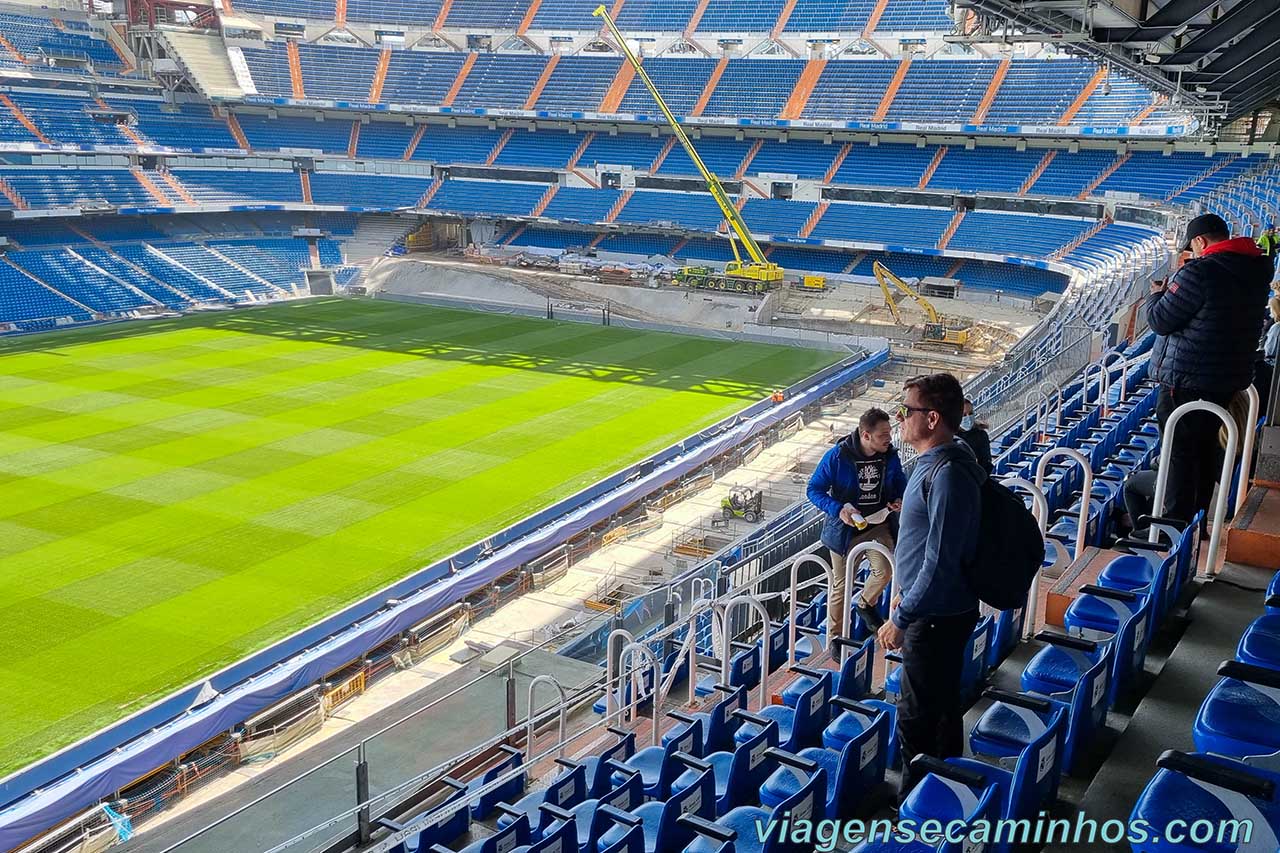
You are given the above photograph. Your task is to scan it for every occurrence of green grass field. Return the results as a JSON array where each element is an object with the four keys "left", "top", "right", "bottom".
[{"left": 0, "top": 298, "right": 837, "bottom": 774}]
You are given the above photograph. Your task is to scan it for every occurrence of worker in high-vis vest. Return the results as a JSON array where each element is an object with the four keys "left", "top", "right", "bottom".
[{"left": 1259, "top": 224, "right": 1279, "bottom": 268}]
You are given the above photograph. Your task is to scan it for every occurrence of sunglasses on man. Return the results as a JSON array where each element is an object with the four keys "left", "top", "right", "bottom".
[{"left": 895, "top": 404, "right": 934, "bottom": 420}]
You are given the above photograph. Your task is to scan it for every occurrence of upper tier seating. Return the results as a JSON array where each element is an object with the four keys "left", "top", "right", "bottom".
[
  {"left": 534, "top": 56, "right": 622, "bottom": 113},
  {"left": 985, "top": 59, "right": 1095, "bottom": 125},
  {"left": 810, "top": 202, "right": 953, "bottom": 249},
  {"left": 928, "top": 148, "right": 1044, "bottom": 194},
  {"left": 296, "top": 44, "right": 381, "bottom": 102},
  {"left": 886, "top": 60, "right": 997, "bottom": 124},
  {"left": 0, "top": 169, "right": 153, "bottom": 208},
  {"left": 380, "top": 51, "right": 469, "bottom": 107},
  {"left": 426, "top": 179, "right": 548, "bottom": 217},
  {"left": 453, "top": 55, "right": 545, "bottom": 110},
  {"left": 8, "top": 91, "right": 133, "bottom": 146},
  {"left": 948, "top": 211, "right": 1093, "bottom": 258},
  {"left": 0, "top": 12, "right": 127, "bottom": 73}
]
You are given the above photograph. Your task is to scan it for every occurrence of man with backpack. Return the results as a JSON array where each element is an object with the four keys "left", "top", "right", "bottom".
[{"left": 878, "top": 373, "right": 985, "bottom": 800}]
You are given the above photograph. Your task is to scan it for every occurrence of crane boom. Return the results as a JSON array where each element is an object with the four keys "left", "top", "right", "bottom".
[{"left": 593, "top": 5, "right": 773, "bottom": 271}]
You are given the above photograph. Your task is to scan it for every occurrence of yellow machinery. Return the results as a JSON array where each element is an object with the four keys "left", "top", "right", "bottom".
[
  {"left": 594, "top": 6, "right": 822, "bottom": 294},
  {"left": 873, "top": 260, "right": 971, "bottom": 347}
]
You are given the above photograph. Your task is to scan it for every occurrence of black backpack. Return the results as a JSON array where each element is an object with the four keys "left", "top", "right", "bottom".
[{"left": 925, "top": 451, "right": 1045, "bottom": 611}]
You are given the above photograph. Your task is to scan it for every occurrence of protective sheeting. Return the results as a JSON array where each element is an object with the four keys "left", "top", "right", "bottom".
[{"left": 0, "top": 348, "right": 887, "bottom": 851}]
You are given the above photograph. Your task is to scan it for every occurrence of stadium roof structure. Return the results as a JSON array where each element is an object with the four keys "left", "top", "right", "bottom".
[{"left": 952, "top": 0, "right": 1280, "bottom": 128}]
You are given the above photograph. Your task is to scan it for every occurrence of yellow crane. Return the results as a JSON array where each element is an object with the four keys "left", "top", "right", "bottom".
[
  {"left": 593, "top": 5, "right": 821, "bottom": 294},
  {"left": 873, "top": 260, "right": 971, "bottom": 348}
]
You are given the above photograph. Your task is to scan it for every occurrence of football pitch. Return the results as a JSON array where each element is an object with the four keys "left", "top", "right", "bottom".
[{"left": 0, "top": 298, "right": 839, "bottom": 775}]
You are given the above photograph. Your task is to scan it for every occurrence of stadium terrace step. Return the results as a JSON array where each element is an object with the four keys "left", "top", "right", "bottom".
[
  {"left": 565, "top": 132, "right": 595, "bottom": 172},
  {"left": 1078, "top": 151, "right": 1131, "bottom": 199},
  {"left": 1165, "top": 156, "right": 1236, "bottom": 202},
  {"left": 599, "top": 59, "right": 638, "bottom": 114},
  {"left": 918, "top": 144, "right": 947, "bottom": 189},
  {"left": 872, "top": 56, "right": 911, "bottom": 121},
  {"left": 224, "top": 110, "right": 250, "bottom": 151},
  {"left": 522, "top": 54, "right": 559, "bottom": 110},
  {"left": 403, "top": 124, "right": 426, "bottom": 160},
  {"left": 530, "top": 185, "right": 558, "bottom": 218},
  {"left": 691, "top": 56, "right": 729, "bottom": 117},
  {"left": 157, "top": 170, "right": 198, "bottom": 206},
  {"left": 822, "top": 142, "right": 852, "bottom": 184},
  {"left": 0, "top": 94, "right": 49, "bottom": 143},
  {"left": 735, "top": 139, "right": 764, "bottom": 178},
  {"left": 443, "top": 52, "right": 477, "bottom": 108},
  {"left": 683, "top": 0, "right": 712, "bottom": 37},
  {"left": 1019, "top": 150, "right": 1057, "bottom": 195},
  {"left": 515, "top": 0, "right": 542, "bottom": 36},
  {"left": 0, "top": 176, "right": 28, "bottom": 210},
  {"left": 971, "top": 57, "right": 1010, "bottom": 123},
  {"left": 863, "top": 0, "right": 892, "bottom": 34},
  {"left": 486, "top": 128, "right": 514, "bottom": 166},
  {"left": 0, "top": 32, "right": 26, "bottom": 63},
  {"left": 334, "top": 0, "right": 346, "bottom": 27},
  {"left": 1059, "top": 65, "right": 1108, "bottom": 125},
  {"left": 650, "top": 136, "right": 677, "bottom": 172},
  {"left": 797, "top": 201, "right": 828, "bottom": 239},
  {"left": 1130, "top": 100, "right": 1161, "bottom": 125},
  {"left": 1226, "top": 486, "right": 1280, "bottom": 570},
  {"left": 131, "top": 168, "right": 174, "bottom": 206},
  {"left": 603, "top": 189, "right": 633, "bottom": 224},
  {"left": 780, "top": 58, "right": 826, "bottom": 120},
  {"left": 347, "top": 121, "right": 360, "bottom": 158},
  {"left": 771, "top": 0, "right": 799, "bottom": 38},
  {"left": 433, "top": 0, "right": 454, "bottom": 30},
  {"left": 161, "top": 31, "right": 244, "bottom": 100},
  {"left": 937, "top": 209, "right": 966, "bottom": 250},
  {"left": 368, "top": 48, "right": 391, "bottom": 104},
  {"left": 309, "top": 241, "right": 321, "bottom": 267},
  {"left": 286, "top": 39, "right": 306, "bottom": 99},
  {"left": 299, "top": 170, "right": 313, "bottom": 204},
  {"left": 417, "top": 180, "right": 443, "bottom": 209}
]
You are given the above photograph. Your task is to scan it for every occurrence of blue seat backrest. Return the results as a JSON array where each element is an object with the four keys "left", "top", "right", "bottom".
[
  {"left": 1007, "top": 707, "right": 1065, "bottom": 819},
  {"left": 470, "top": 747, "right": 525, "bottom": 819},
  {"left": 526, "top": 815, "right": 577, "bottom": 853},
  {"left": 793, "top": 671, "right": 833, "bottom": 747},
  {"left": 706, "top": 685, "right": 747, "bottom": 752},
  {"left": 838, "top": 636, "right": 875, "bottom": 699},
  {"left": 590, "top": 732, "right": 636, "bottom": 795},
  {"left": 655, "top": 763, "right": 716, "bottom": 850},
  {"left": 1109, "top": 597, "right": 1152, "bottom": 703},
  {"left": 543, "top": 762, "right": 587, "bottom": 811},
  {"left": 766, "top": 760, "right": 827, "bottom": 853},
  {"left": 731, "top": 644, "right": 760, "bottom": 690},
  {"left": 390, "top": 778, "right": 469, "bottom": 853},
  {"left": 430, "top": 812, "right": 529, "bottom": 853},
  {"left": 833, "top": 704, "right": 890, "bottom": 814},
  {"left": 961, "top": 617, "right": 994, "bottom": 696},
  {"left": 730, "top": 715, "right": 780, "bottom": 794},
  {"left": 768, "top": 623, "right": 790, "bottom": 672}
]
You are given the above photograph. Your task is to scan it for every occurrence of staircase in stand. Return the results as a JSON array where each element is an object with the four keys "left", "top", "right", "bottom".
[
  {"left": 798, "top": 201, "right": 829, "bottom": 239},
  {"left": 862, "top": 0, "right": 892, "bottom": 35},
  {"left": 683, "top": 0, "right": 712, "bottom": 38},
  {"left": 523, "top": 54, "right": 560, "bottom": 110},
  {"left": 334, "top": 0, "right": 347, "bottom": 28},
  {"left": 771, "top": 0, "right": 799, "bottom": 39},
  {"left": 650, "top": 137, "right": 677, "bottom": 172},
  {"left": 4, "top": 257, "right": 95, "bottom": 316},
  {"left": 604, "top": 189, "right": 633, "bottom": 224},
  {"left": 937, "top": 209, "right": 966, "bottom": 250},
  {"left": 1059, "top": 66, "right": 1107, "bottom": 125},
  {"left": 1052, "top": 217, "right": 1110, "bottom": 260},
  {"left": 944, "top": 258, "right": 965, "bottom": 278},
  {"left": 566, "top": 132, "right": 595, "bottom": 171},
  {"left": 286, "top": 40, "right": 306, "bottom": 99},
  {"left": 299, "top": 170, "right": 313, "bottom": 204},
  {"left": 224, "top": 109, "right": 250, "bottom": 151},
  {"left": 418, "top": 180, "right": 443, "bottom": 209},
  {"left": 1165, "top": 156, "right": 1233, "bottom": 202},
  {"left": 531, "top": 185, "right": 559, "bottom": 218},
  {"left": 0, "top": 33, "right": 26, "bottom": 64},
  {"left": 368, "top": 48, "right": 392, "bottom": 104},
  {"left": 1078, "top": 151, "right": 1130, "bottom": 199},
  {"left": 516, "top": 0, "right": 544, "bottom": 36},
  {"left": 486, "top": 128, "right": 514, "bottom": 166},
  {"left": 872, "top": 57, "right": 911, "bottom": 121},
  {"left": 348, "top": 121, "right": 361, "bottom": 158},
  {"left": 1130, "top": 100, "right": 1161, "bottom": 127},
  {"left": 842, "top": 252, "right": 864, "bottom": 275},
  {"left": 735, "top": 139, "right": 764, "bottom": 178},
  {"left": 1019, "top": 150, "right": 1056, "bottom": 195},
  {"left": 503, "top": 225, "right": 527, "bottom": 247},
  {"left": 691, "top": 56, "right": 729, "bottom": 118},
  {"left": 442, "top": 52, "right": 476, "bottom": 108},
  {"left": 599, "top": 59, "right": 638, "bottom": 114},
  {"left": 779, "top": 58, "right": 827, "bottom": 120},
  {"left": 0, "top": 177, "right": 27, "bottom": 210},
  {"left": 158, "top": 170, "right": 198, "bottom": 205},
  {"left": 131, "top": 169, "right": 174, "bottom": 206},
  {"left": 0, "top": 94, "right": 49, "bottom": 143},
  {"left": 971, "top": 57, "right": 1010, "bottom": 124},
  {"left": 432, "top": 0, "right": 454, "bottom": 30},
  {"left": 403, "top": 124, "right": 427, "bottom": 160},
  {"left": 95, "top": 97, "right": 148, "bottom": 146},
  {"left": 823, "top": 142, "right": 852, "bottom": 184},
  {"left": 918, "top": 145, "right": 947, "bottom": 189}
]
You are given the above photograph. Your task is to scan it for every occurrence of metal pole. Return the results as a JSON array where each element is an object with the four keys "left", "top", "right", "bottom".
[{"left": 355, "top": 743, "right": 371, "bottom": 845}]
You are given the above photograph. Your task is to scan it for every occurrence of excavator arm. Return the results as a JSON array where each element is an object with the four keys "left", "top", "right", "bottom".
[
  {"left": 873, "top": 260, "right": 940, "bottom": 324},
  {"left": 593, "top": 5, "right": 771, "bottom": 270}
]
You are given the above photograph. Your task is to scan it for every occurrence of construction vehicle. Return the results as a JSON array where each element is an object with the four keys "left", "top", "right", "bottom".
[
  {"left": 593, "top": 5, "right": 824, "bottom": 295},
  {"left": 873, "top": 260, "right": 972, "bottom": 348},
  {"left": 721, "top": 487, "right": 763, "bottom": 522}
]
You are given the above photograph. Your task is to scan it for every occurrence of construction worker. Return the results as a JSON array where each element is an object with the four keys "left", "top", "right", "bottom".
[{"left": 1259, "top": 224, "right": 1279, "bottom": 268}]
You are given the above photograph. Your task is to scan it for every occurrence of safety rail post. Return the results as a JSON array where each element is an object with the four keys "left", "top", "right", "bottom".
[
  {"left": 1037, "top": 379, "right": 1063, "bottom": 425},
  {"left": 786, "top": 553, "right": 835, "bottom": 670},
  {"left": 1236, "top": 385, "right": 1260, "bottom": 516},
  {"left": 1152, "top": 400, "right": 1239, "bottom": 578},
  {"left": 1034, "top": 447, "right": 1093, "bottom": 565},
  {"left": 604, "top": 628, "right": 635, "bottom": 719},
  {"left": 618, "top": 642, "right": 661, "bottom": 744},
  {"left": 1099, "top": 351, "right": 1129, "bottom": 406},
  {"left": 845, "top": 540, "right": 895, "bottom": 641},
  {"left": 355, "top": 741, "right": 371, "bottom": 844},
  {"left": 681, "top": 598, "right": 722, "bottom": 705},
  {"left": 1000, "top": 477, "right": 1049, "bottom": 639},
  {"left": 526, "top": 675, "right": 569, "bottom": 758},
  {"left": 1024, "top": 388, "right": 1051, "bottom": 441},
  {"left": 719, "top": 595, "right": 772, "bottom": 709},
  {"left": 1081, "top": 361, "right": 1109, "bottom": 417}
]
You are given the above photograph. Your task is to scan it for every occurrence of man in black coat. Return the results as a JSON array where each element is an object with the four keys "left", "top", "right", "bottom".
[{"left": 1147, "top": 214, "right": 1272, "bottom": 531}]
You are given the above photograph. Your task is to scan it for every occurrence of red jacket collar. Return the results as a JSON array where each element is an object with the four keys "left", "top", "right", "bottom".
[{"left": 1200, "top": 237, "right": 1263, "bottom": 258}]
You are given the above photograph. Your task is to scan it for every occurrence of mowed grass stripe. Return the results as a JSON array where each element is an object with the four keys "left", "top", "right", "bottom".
[{"left": 0, "top": 299, "right": 838, "bottom": 772}]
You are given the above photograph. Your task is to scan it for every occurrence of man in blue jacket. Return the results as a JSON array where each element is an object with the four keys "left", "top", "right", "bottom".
[
  {"left": 877, "top": 373, "right": 983, "bottom": 800},
  {"left": 1148, "top": 214, "right": 1272, "bottom": 532},
  {"left": 807, "top": 407, "right": 906, "bottom": 635}
]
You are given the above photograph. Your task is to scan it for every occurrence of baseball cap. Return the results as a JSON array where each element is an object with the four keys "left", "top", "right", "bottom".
[{"left": 1180, "top": 213, "right": 1229, "bottom": 252}]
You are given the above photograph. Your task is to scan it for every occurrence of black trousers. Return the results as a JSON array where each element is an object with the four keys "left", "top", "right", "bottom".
[
  {"left": 896, "top": 608, "right": 981, "bottom": 800},
  {"left": 1155, "top": 386, "right": 1233, "bottom": 532}
]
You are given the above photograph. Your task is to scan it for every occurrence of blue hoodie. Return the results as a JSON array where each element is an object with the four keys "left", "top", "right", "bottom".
[
  {"left": 892, "top": 439, "right": 983, "bottom": 629},
  {"left": 807, "top": 431, "right": 907, "bottom": 555}
]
